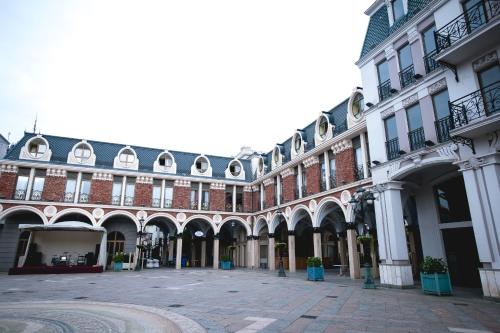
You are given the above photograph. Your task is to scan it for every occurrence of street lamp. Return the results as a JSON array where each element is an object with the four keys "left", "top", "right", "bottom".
[
  {"left": 275, "top": 207, "right": 287, "bottom": 277},
  {"left": 135, "top": 217, "right": 145, "bottom": 271}
]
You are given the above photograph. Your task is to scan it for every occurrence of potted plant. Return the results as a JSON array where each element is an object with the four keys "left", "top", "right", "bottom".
[
  {"left": 420, "top": 256, "right": 452, "bottom": 296},
  {"left": 220, "top": 255, "right": 232, "bottom": 270},
  {"left": 307, "top": 257, "right": 324, "bottom": 281},
  {"left": 113, "top": 252, "right": 124, "bottom": 271}
]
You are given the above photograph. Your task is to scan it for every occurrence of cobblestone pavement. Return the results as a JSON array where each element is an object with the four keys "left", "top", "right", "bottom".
[{"left": 0, "top": 269, "right": 499, "bottom": 333}]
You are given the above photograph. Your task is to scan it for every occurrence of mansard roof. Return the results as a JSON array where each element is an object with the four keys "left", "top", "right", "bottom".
[
  {"left": 359, "top": 0, "right": 432, "bottom": 61},
  {"left": 4, "top": 133, "right": 253, "bottom": 182}
]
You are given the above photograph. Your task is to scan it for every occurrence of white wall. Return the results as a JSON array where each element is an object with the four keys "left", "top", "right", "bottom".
[
  {"left": 434, "top": 0, "right": 461, "bottom": 30},
  {"left": 360, "top": 59, "right": 379, "bottom": 104}
]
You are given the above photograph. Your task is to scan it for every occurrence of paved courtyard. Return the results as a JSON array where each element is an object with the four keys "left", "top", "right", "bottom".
[{"left": 0, "top": 269, "right": 499, "bottom": 333}]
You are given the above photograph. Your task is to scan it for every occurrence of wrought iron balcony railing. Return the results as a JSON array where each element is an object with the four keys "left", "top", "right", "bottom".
[
  {"left": 31, "top": 190, "right": 42, "bottom": 201},
  {"left": 124, "top": 196, "right": 134, "bottom": 206},
  {"left": 378, "top": 79, "right": 392, "bottom": 102},
  {"left": 164, "top": 199, "right": 173, "bottom": 208},
  {"left": 354, "top": 165, "right": 364, "bottom": 181},
  {"left": 152, "top": 197, "right": 161, "bottom": 208},
  {"left": 386, "top": 138, "right": 400, "bottom": 161},
  {"left": 13, "top": 189, "right": 26, "bottom": 200},
  {"left": 201, "top": 202, "right": 210, "bottom": 210},
  {"left": 435, "top": 0, "right": 500, "bottom": 53},
  {"left": 450, "top": 80, "right": 500, "bottom": 129},
  {"left": 236, "top": 204, "right": 243, "bottom": 212},
  {"left": 423, "top": 50, "right": 441, "bottom": 74},
  {"left": 63, "top": 192, "right": 75, "bottom": 203},
  {"left": 111, "top": 195, "right": 121, "bottom": 205},
  {"left": 329, "top": 174, "right": 337, "bottom": 189},
  {"left": 190, "top": 201, "right": 198, "bottom": 210},
  {"left": 408, "top": 127, "right": 426, "bottom": 151},
  {"left": 225, "top": 203, "right": 233, "bottom": 212},
  {"left": 435, "top": 116, "right": 452, "bottom": 143},
  {"left": 79, "top": 193, "right": 89, "bottom": 203},
  {"left": 399, "top": 64, "right": 416, "bottom": 88}
]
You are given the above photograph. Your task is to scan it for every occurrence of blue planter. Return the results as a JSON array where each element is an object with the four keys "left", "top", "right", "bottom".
[
  {"left": 221, "top": 261, "right": 232, "bottom": 270},
  {"left": 307, "top": 266, "right": 324, "bottom": 281},
  {"left": 420, "top": 272, "right": 452, "bottom": 296},
  {"left": 113, "top": 262, "right": 123, "bottom": 271}
]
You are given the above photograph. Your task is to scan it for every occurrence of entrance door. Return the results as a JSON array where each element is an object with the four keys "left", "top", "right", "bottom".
[{"left": 442, "top": 228, "right": 481, "bottom": 287}]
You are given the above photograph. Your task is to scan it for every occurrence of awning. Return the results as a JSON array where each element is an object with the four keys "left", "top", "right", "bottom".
[{"left": 19, "top": 221, "right": 106, "bottom": 233}]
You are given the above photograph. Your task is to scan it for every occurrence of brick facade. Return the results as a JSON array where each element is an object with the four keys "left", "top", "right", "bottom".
[
  {"left": 89, "top": 179, "right": 112, "bottom": 204},
  {"left": 282, "top": 174, "right": 296, "bottom": 203},
  {"left": 209, "top": 188, "right": 225, "bottom": 212},
  {"left": 243, "top": 188, "right": 252, "bottom": 213},
  {"left": 42, "top": 175, "right": 66, "bottom": 202},
  {"left": 305, "top": 163, "right": 320, "bottom": 196},
  {"left": 173, "top": 185, "right": 190, "bottom": 209},
  {"left": 135, "top": 183, "right": 152, "bottom": 207},
  {"left": 336, "top": 148, "right": 355, "bottom": 185},
  {"left": 264, "top": 183, "right": 274, "bottom": 209},
  {"left": 252, "top": 189, "right": 260, "bottom": 212},
  {"left": 0, "top": 171, "right": 17, "bottom": 200}
]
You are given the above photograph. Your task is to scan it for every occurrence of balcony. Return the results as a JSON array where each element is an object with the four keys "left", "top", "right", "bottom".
[
  {"left": 423, "top": 50, "right": 441, "bottom": 74},
  {"left": 152, "top": 197, "right": 161, "bottom": 208},
  {"left": 435, "top": 0, "right": 500, "bottom": 64},
  {"left": 378, "top": 79, "right": 392, "bottom": 102},
  {"left": 124, "top": 196, "right": 134, "bottom": 206},
  {"left": 79, "top": 193, "right": 89, "bottom": 203},
  {"left": 386, "top": 138, "right": 400, "bottom": 161},
  {"left": 13, "top": 189, "right": 26, "bottom": 200},
  {"left": 30, "top": 190, "right": 42, "bottom": 201},
  {"left": 164, "top": 199, "right": 172, "bottom": 208},
  {"left": 201, "top": 202, "right": 209, "bottom": 210},
  {"left": 399, "top": 65, "right": 416, "bottom": 88},
  {"left": 449, "top": 81, "right": 500, "bottom": 137},
  {"left": 408, "top": 127, "right": 426, "bottom": 151},
  {"left": 329, "top": 175, "right": 337, "bottom": 189},
  {"left": 236, "top": 204, "right": 243, "bottom": 212},
  {"left": 63, "top": 192, "right": 75, "bottom": 203},
  {"left": 111, "top": 195, "right": 121, "bottom": 205},
  {"left": 320, "top": 179, "right": 327, "bottom": 192},
  {"left": 190, "top": 201, "right": 198, "bottom": 210},
  {"left": 225, "top": 203, "right": 233, "bottom": 212},
  {"left": 435, "top": 116, "right": 452, "bottom": 143}
]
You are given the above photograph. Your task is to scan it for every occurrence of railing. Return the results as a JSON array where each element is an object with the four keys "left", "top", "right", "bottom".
[
  {"left": 225, "top": 203, "right": 233, "bottom": 212},
  {"left": 329, "top": 174, "right": 337, "bottom": 189},
  {"left": 449, "top": 81, "right": 500, "bottom": 129},
  {"left": 164, "top": 199, "right": 172, "bottom": 208},
  {"left": 334, "top": 120, "right": 348, "bottom": 135},
  {"left": 236, "top": 204, "right": 243, "bottom": 212},
  {"left": 13, "top": 189, "right": 26, "bottom": 200},
  {"left": 423, "top": 50, "right": 441, "bottom": 74},
  {"left": 399, "top": 64, "right": 416, "bottom": 88},
  {"left": 63, "top": 192, "right": 75, "bottom": 203},
  {"left": 435, "top": 0, "right": 500, "bottom": 53},
  {"left": 79, "top": 193, "right": 89, "bottom": 203},
  {"left": 190, "top": 201, "right": 198, "bottom": 210},
  {"left": 378, "top": 79, "right": 392, "bottom": 102},
  {"left": 152, "top": 197, "right": 161, "bottom": 208},
  {"left": 435, "top": 116, "right": 452, "bottom": 143},
  {"left": 201, "top": 202, "right": 210, "bottom": 210},
  {"left": 124, "top": 196, "right": 134, "bottom": 206},
  {"left": 408, "top": 127, "right": 426, "bottom": 151},
  {"left": 30, "top": 190, "right": 42, "bottom": 201},
  {"left": 386, "top": 138, "right": 400, "bottom": 160},
  {"left": 111, "top": 195, "right": 121, "bottom": 205},
  {"left": 354, "top": 165, "right": 364, "bottom": 181}
]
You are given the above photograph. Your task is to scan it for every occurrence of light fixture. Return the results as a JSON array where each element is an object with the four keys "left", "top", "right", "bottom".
[
  {"left": 390, "top": 88, "right": 398, "bottom": 94},
  {"left": 425, "top": 140, "right": 435, "bottom": 147},
  {"left": 398, "top": 150, "right": 407, "bottom": 155},
  {"left": 366, "top": 102, "right": 374, "bottom": 108},
  {"left": 414, "top": 73, "right": 423, "bottom": 80},
  {"left": 372, "top": 160, "right": 381, "bottom": 166}
]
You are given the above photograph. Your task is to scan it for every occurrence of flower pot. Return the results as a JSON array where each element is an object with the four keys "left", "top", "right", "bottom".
[
  {"left": 307, "top": 266, "right": 324, "bottom": 281},
  {"left": 221, "top": 261, "right": 232, "bottom": 270},
  {"left": 113, "top": 262, "right": 123, "bottom": 271},
  {"left": 420, "top": 272, "right": 452, "bottom": 296}
]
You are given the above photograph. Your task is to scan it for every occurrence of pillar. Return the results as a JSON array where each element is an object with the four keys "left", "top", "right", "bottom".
[
  {"left": 168, "top": 237, "right": 175, "bottom": 262},
  {"left": 338, "top": 238, "right": 347, "bottom": 267},
  {"left": 201, "top": 239, "right": 206, "bottom": 268},
  {"left": 288, "top": 232, "right": 296, "bottom": 273},
  {"left": 371, "top": 237, "right": 379, "bottom": 278},
  {"left": 268, "top": 235, "right": 275, "bottom": 271},
  {"left": 254, "top": 236, "right": 260, "bottom": 269},
  {"left": 347, "top": 228, "right": 360, "bottom": 279},
  {"left": 213, "top": 236, "right": 219, "bottom": 269},
  {"left": 313, "top": 228, "right": 322, "bottom": 259},
  {"left": 246, "top": 236, "right": 254, "bottom": 269},
  {"left": 175, "top": 235, "right": 183, "bottom": 270}
]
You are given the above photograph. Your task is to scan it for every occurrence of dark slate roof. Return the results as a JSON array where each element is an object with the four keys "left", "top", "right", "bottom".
[
  {"left": 4, "top": 133, "right": 253, "bottom": 182},
  {"left": 359, "top": 0, "right": 432, "bottom": 60}
]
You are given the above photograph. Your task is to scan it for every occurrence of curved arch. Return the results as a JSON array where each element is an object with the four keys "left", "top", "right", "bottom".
[
  {"left": 253, "top": 215, "right": 268, "bottom": 235},
  {"left": 0, "top": 205, "right": 48, "bottom": 225},
  {"left": 314, "top": 196, "right": 347, "bottom": 228},
  {"left": 390, "top": 153, "right": 459, "bottom": 181},
  {"left": 181, "top": 214, "right": 216, "bottom": 233},
  {"left": 144, "top": 212, "right": 181, "bottom": 234},
  {"left": 289, "top": 204, "right": 313, "bottom": 230},
  {"left": 217, "top": 216, "right": 252, "bottom": 235},
  {"left": 49, "top": 208, "right": 96, "bottom": 225},
  {"left": 269, "top": 211, "right": 289, "bottom": 233},
  {"left": 98, "top": 210, "right": 140, "bottom": 232}
]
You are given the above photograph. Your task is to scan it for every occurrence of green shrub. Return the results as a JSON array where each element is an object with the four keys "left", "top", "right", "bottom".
[
  {"left": 307, "top": 257, "right": 322, "bottom": 267},
  {"left": 275, "top": 242, "right": 287, "bottom": 249},
  {"left": 357, "top": 235, "right": 372, "bottom": 243},
  {"left": 221, "top": 255, "right": 231, "bottom": 262},
  {"left": 421, "top": 256, "right": 447, "bottom": 274},
  {"left": 113, "top": 252, "right": 124, "bottom": 263}
]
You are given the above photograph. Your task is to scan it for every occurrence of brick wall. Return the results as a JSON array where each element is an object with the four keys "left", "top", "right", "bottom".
[
  {"left": 42, "top": 175, "right": 66, "bottom": 202},
  {"left": 135, "top": 183, "right": 152, "bottom": 207},
  {"left": 336, "top": 148, "right": 355, "bottom": 185},
  {"left": 282, "top": 174, "right": 296, "bottom": 203},
  {"left": 209, "top": 189, "right": 225, "bottom": 212},
  {"left": 0, "top": 172, "right": 17, "bottom": 199},
  {"left": 243, "top": 188, "right": 252, "bottom": 213},
  {"left": 265, "top": 183, "right": 274, "bottom": 209},
  {"left": 252, "top": 189, "right": 260, "bottom": 212},
  {"left": 89, "top": 179, "right": 112, "bottom": 204},
  {"left": 173, "top": 186, "right": 190, "bottom": 209},
  {"left": 305, "top": 163, "right": 320, "bottom": 195}
]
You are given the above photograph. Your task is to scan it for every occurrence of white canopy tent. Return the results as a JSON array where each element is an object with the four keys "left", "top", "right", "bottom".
[{"left": 18, "top": 221, "right": 107, "bottom": 269}]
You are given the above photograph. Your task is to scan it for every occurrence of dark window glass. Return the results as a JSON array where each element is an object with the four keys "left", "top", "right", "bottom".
[
  {"left": 406, "top": 104, "right": 423, "bottom": 131},
  {"left": 377, "top": 60, "right": 390, "bottom": 83},
  {"left": 393, "top": 0, "right": 405, "bottom": 21},
  {"left": 432, "top": 89, "right": 451, "bottom": 120},
  {"left": 478, "top": 65, "right": 500, "bottom": 89},
  {"left": 422, "top": 24, "right": 437, "bottom": 54},
  {"left": 384, "top": 115, "right": 398, "bottom": 140},
  {"left": 398, "top": 44, "right": 413, "bottom": 70},
  {"left": 434, "top": 176, "right": 471, "bottom": 223}
]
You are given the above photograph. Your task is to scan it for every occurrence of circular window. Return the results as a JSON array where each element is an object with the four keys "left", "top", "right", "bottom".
[
  {"left": 318, "top": 116, "right": 329, "bottom": 138},
  {"left": 119, "top": 149, "right": 135, "bottom": 166},
  {"left": 294, "top": 133, "right": 302, "bottom": 152},
  {"left": 258, "top": 157, "right": 264, "bottom": 174},
  {"left": 352, "top": 93, "right": 364, "bottom": 119},
  {"left": 229, "top": 161, "right": 241, "bottom": 177},
  {"left": 195, "top": 156, "right": 209, "bottom": 173},
  {"left": 28, "top": 138, "right": 47, "bottom": 158},
  {"left": 273, "top": 147, "right": 280, "bottom": 162},
  {"left": 74, "top": 143, "right": 91, "bottom": 163},
  {"left": 158, "top": 153, "right": 173, "bottom": 168}
]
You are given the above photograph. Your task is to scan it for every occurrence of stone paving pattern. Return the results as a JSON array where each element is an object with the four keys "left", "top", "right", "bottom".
[{"left": 0, "top": 269, "right": 499, "bottom": 333}]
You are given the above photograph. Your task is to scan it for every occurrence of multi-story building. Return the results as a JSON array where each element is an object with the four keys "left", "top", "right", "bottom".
[
  {"left": 0, "top": 88, "right": 372, "bottom": 279},
  {"left": 357, "top": 0, "right": 499, "bottom": 298}
]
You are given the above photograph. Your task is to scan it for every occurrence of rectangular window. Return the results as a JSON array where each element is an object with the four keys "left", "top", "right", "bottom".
[
  {"left": 328, "top": 151, "right": 337, "bottom": 188},
  {"left": 124, "top": 177, "right": 135, "bottom": 206},
  {"left": 406, "top": 103, "right": 425, "bottom": 150},
  {"left": 432, "top": 89, "right": 451, "bottom": 120},
  {"left": 392, "top": 0, "right": 405, "bottom": 21},
  {"left": 278, "top": 175, "right": 283, "bottom": 204},
  {"left": 64, "top": 172, "right": 77, "bottom": 203},
  {"left": 301, "top": 166, "right": 307, "bottom": 197},
  {"left": 236, "top": 186, "right": 243, "bottom": 212},
  {"left": 385, "top": 115, "right": 400, "bottom": 160},
  {"left": 164, "top": 181, "right": 173, "bottom": 208},
  {"left": 273, "top": 177, "right": 278, "bottom": 206},
  {"left": 398, "top": 43, "right": 415, "bottom": 88},
  {"left": 353, "top": 137, "right": 364, "bottom": 181},
  {"left": 377, "top": 60, "right": 391, "bottom": 101},
  {"left": 152, "top": 180, "right": 161, "bottom": 208},
  {"left": 225, "top": 185, "right": 233, "bottom": 212},
  {"left": 201, "top": 183, "right": 210, "bottom": 210},
  {"left": 14, "top": 168, "right": 30, "bottom": 200},
  {"left": 31, "top": 170, "right": 45, "bottom": 201},
  {"left": 79, "top": 174, "right": 92, "bottom": 203},
  {"left": 478, "top": 64, "right": 500, "bottom": 90},
  {"left": 112, "top": 176, "right": 123, "bottom": 205},
  {"left": 190, "top": 183, "right": 199, "bottom": 210},
  {"left": 294, "top": 167, "right": 300, "bottom": 199},
  {"left": 422, "top": 24, "right": 437, "bottom": 54}
]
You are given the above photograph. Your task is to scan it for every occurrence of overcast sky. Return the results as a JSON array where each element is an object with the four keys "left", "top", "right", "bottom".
[{"left": 0, "top": 0, "right": 373, "bottom": 157}]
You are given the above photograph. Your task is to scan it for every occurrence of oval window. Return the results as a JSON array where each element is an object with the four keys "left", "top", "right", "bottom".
[
  {"left": 258, "top": 157, "right": 264, "bottom": 174},
  {"left": 318, "top": 116, "right": 328, "bottom": 138},
  {"left": 229, "top": 161, "right": 241, "bottom": 177},
  {"left": 352, "top": 93, "right": 364, "bottom": 119},
  {"left": 74, "top": 143, "right": 91, "bottom": 163},
  {"left": 273, "top": 147, "right": 280, "bottom": 162},
  {"left": 28, "top": 138, "right": 47, "bottom": 158},
  {"left": 196, "top": 157, "right": 209, "bottom": 173},
  {"left": 294, "top": 133, "right": 302, "bottom": 152},
  {"left": 158, "top": 153, "right": 173, "bottom": 168}
]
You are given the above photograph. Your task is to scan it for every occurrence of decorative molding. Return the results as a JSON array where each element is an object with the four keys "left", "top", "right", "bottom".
[
  {"left": 136, "top": 210, "right": 147, "bottom": 220},
  {"left": 427, "top": 78, "right": 447, "bottom": 95},
  {"left": 462, "top": 157, "right": 485, "bottom": 170},
  {"left": 92, "top": 208, "right": 104, "bottom": 220},
  {"left": 46, "top": 168, "right": 67, "bottom": 177},
  {"left": 92, "top": 172, "right": 113, "bottom": 181},
  {"left": 19, "top": 135, "right": 52, "bottom": 162},
  {"left": 43, "top": 205, "right": 57, "bottom": 217},
  {"left": 385, "top": 45, "right": 396, "bottom": 59},
  {"left": 402, "top": 94, "right": 419, "bottom": 108},
  {"left": 340, "top": 190, "right": 352, "bottom": 205},
  {"left": 153, "top": 150, "right": 177, "bottom": 174},
  {"left": 280, "top": 168, "right": 294, "bottom": 179},
  {"left": 174, "top": 179, "right": 191, "bottom": 188},
  {"left": 436, "top": 143, "right": 459, "bottom": 160},
  {"left": 263, "top": 178, "right": 274, "bottom": 187},
  {"left": 67, "top": 140, "right": 96, "bottom": 166},
  {"left": 251, "top": 185, "right": 260, "bottom": 192},
  {"left": 285, "top": 206, "right": 292, "bottom": 218},
  {"left": 380, "top": 106, "right": 395, "bottom": 119},
  {"left": 407, "top": 27, "right": 419, "bottom": 44},
  {"left": 303, "top": 156, "right": 320, "bottom": 168},
  {"left": 387, "top": 160, "right": 402, "bottom": 179},
  {"left": 309, "top": 199, "right": 317, "bottom": 213},
  {"left": 136, "top": 176, "right": 153, "bottom": 184},
  {"left": 472, "top": 51, "right": 498, "bottom": 72},
  {"left": 266, "top": 212, "right": 272, "bottom": 222},
  {"left": 176, "top": 212, "right": 186, "bottom": 222},
  {"left": 213, "top": 214, "right": 222, "bottom": 224},
  {"left": 331, "top": 140, "right": 353, "bottom": 154},
  {"left": 210, "top": 182, "right": 225, "bottom": 190},
  {"left": 0, "top": 164, "right": 18, "bottom": 174},
  {"left": 243, "top": 186, "right": 253, "bottom": 192}
]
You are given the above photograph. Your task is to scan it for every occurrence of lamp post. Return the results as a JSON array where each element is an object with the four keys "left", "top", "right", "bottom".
[
  {"left": 349, "top": 188, "right": 376, "bottom": 289},
  {"left": 135, "top": 217, "right": 145, "bottom": 271},
  {"left": 275, "top": 207, "right": 287, "bottom": 277}
]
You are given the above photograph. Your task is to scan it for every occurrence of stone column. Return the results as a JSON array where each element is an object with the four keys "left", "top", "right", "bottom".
[
  {"left": 201, "top": 239, "right": 206, "bottom": 267},
  {"left": 254, "top": 236, "right": 260, "bottom": 269},
  {"left": 168, "top": 237, "right": 175, "bottom": 262},
  {"left": 288, "top": 232, "right": 296, "bottom": 273},
  {"left": 313, "top": 228, "right": 322, "bottom": 259},
  {"left": 175, "top": 235, "right": 183, "bottom": 270},
  {"left": 347, "top": 228, "right": 360, "bottom": 279},
  {"left": 246, "top": 236, "right": 254, "bottom": 268},
  {"left": 268, "top": 235, "right": 276, "bottom": 271},
  {"left": 338, "top": 238, "right": 347, "bottom": 267},
  {"left": 213, "top": 236, "right": 219, "bottom": 269}
]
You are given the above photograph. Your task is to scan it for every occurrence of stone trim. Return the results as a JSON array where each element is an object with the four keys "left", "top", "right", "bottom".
[
  {"left": 331, "top": 140, "right": 353, "bottom": 154},
  {"left": 381, "top": 106, "right": 395, "bottom": 119},
  {"left": 251, "top": 185, "right": 259, "bottom": 192},
  {"left": 427, "top": 78, "right": 447, "bottom": 95},
  {"left": 473, "top": 51, "right": 498, "bottom": 72},
  {"left": 263, "top": 178, "right": 274, "bottom": 187},
  {"left": 174, "top": 179, "right": 191, "bottom": 187},
  {"left": 303, "top": 156, "right": 319, "bottom": 168},
  {"left": 0, "top": 165, "right": 18, "bottom": 174},
  {"left": 210, "top": 182, "right": 225, "bottom": 190},
  {"left": 92, "top": 172, "right": 113, "bottom": 181},
  {"left": 402, "top": 94, "right": 419, "bottom": 108},
  {"left": 46, "top": 168, "right": 67, "bottom": 177},
  {"left": 280, "top": 168, "right": 294, "bottom": 179},
  {"left": 137, "top": 176, "right": 153, "bottom": 184},
  {"left": 243, "top": 186, "right": 253, "bottom": 192}
]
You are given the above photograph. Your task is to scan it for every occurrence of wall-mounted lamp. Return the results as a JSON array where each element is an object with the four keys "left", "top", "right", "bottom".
[
  {"left": 398, "top": 150, "right": 407, "bottom": 155},
  {"left": 414, "top": 73, "right": 423, "bottom": 80},
  {"left": 372, "top": 160, "right": 381, "bottom": 166},
  {"left": 366, "top": 102, "right": 374, "bottom": 108},
  {"left": 424, "top": 140, "right": 435, "bottom": 147},
  {"left": 390, "top": 88, "right": 398, "bottom": 94}
]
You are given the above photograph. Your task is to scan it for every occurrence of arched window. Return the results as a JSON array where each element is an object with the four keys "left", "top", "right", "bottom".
[
  {"left": 258, "top": 157, "right": 264, "bottom": 174},
  {"left": 273, "top": 146, "right": 280, "bottom": 162},
  {"left": 229, "top": 160, "right": 242, "bottom": 177},
  {"left": 74, "top": 143, "right": 92, "bottom": 163},
  {"left": 28, "top": 138, "right": 47, "bottom": 158},
  {"left": 158, "top": 153, "right": 173, "bottom": 168},
  {"left": 195, "top": 156, "right": 209, "bottom": 173},
  {"left": 119, "top": 149, "right": 135, "bottom": 166},
  {"left": 294, "top": 133, "right": 302, "bottom": 152},
  {"left": 318, "top": 116, "right": 329, "bottom": 138}
]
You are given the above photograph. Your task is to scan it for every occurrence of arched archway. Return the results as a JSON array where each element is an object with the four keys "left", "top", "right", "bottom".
[
  {"left": 144, "top": 214, "right": 179, "bottom": 267},
  {"left": 218, "top": 218, "right": 250, "bottom": 268},
  {"left": 100, "top": 212, "right": 139, "bottom": 268},
  {"left": 289, "top": 206, "right": 314, "bottom": 271},
  {"left": 178, "top": 216, "right": 215, "bottom": 269},
  {"left": 50, "top": 208, "right": 95, "bottom": 225},
  {"left": 255, "top": 217, "right": 270, "bottom": 269}
]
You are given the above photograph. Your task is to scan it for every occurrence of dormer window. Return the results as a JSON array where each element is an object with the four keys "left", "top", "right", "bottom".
[
  {"left": 392, "top": 0, "right": 404, "bottom": 21},
  {"left": 119, "top": 149, "right": 135, "bottom": 166},
  {"left": 229, "top": 161, "right": 242, "bottom": 177},
  {"left": 318, "top": 116, "right": 329, "bottom": 138},
  {"left": 196, "top": 157, "right": 209, "bottom": 173},
  {"left": 74, "top": 143, "right": 91, "bottom": 163},
  {"left": 258, "top": 156, "right": 265, "bottom": 174},
  {"left": 28, "top": 139, "right": 47, "bottom": 158},
  {"left": 158, "top": 153, "right": 173, "bottom": 167},
  {"left": 294, "top": 133, "right": 302, "bottom": 152},
  {"left": 352, "top": 93, "right": 364, "bottom": 119},
  {"left": 273, "top": 147, "right": 280, "bottom": 162}
]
